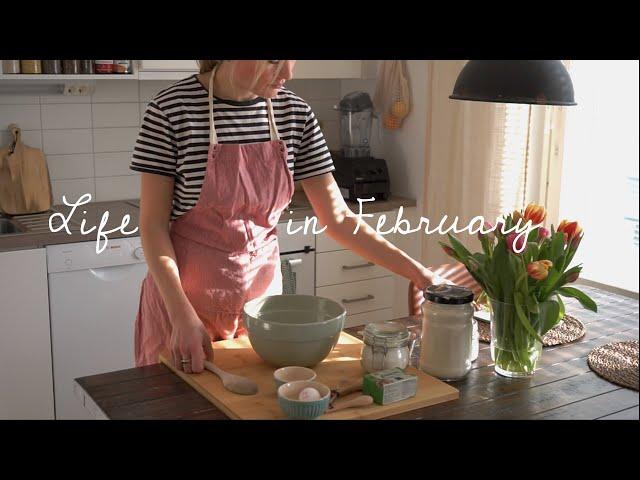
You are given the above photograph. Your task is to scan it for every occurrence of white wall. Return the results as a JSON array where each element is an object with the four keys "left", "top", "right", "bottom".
[
  {"left": 0, "top": 78, "right": 344, "bottom": 206},
  {"left": 340, "top": 61, "right": 430, "bottom": 318}
]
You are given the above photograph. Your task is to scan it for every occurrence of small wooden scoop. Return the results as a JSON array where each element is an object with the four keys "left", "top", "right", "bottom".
[
  {"left": 326, "top": 395, "right": 374, "bottom": 412},
  {"left": 204, "top": 360, "right": 258, "bottom": 395}
]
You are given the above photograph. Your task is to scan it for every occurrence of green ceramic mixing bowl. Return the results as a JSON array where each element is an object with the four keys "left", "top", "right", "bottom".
[{"left": 243, "top": 294, "right": 346, "bottom": 367}]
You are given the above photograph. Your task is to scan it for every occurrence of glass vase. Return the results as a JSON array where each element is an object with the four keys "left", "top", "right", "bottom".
[{"left": 489, "top": 298, "right": 543, "bottom": 378}]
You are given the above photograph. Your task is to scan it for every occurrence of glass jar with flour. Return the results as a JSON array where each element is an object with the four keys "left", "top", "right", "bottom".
[
  {"left": 419, "top": 284, "right": 475, "bottom": 381},
  {"left": 361, "top": 321, "right": 415, "bottom": 373}
]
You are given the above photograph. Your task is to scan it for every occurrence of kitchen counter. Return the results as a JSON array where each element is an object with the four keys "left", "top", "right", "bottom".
[
  {"left": 0, "top": 192, "right": 416, "bottom": 253},
  {"left": 75, "top": 284, "right": 638, "bottom": 420}
]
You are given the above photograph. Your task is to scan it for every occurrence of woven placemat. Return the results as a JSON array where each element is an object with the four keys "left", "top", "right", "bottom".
[
  {"left": 477, "top": 314, "right": 586, "bottom": 347},
  {"left": 587, "top": 340, "right": 639, "bottom": 391}
]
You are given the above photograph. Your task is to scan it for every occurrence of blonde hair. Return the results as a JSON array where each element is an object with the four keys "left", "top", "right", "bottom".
[{"left": 197, "top": 60, "right": 286, "bottom": 93}]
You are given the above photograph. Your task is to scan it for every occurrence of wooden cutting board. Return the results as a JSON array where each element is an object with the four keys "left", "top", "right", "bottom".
[{"left": 159, "top": 331, "right": 459, "bottom": 420}]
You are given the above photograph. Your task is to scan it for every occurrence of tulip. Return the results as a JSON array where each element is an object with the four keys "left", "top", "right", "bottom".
[
  {"left": 538, "top": 227, "right": 550, "bottom": 241},
  {"left": 524, "top": 203, "right": 547, "bottom": 226},
  {"left": 557, "top": 220, "right": 583, "bottom": 245},
  {"left": 565, "top": 271, "right": 580, "bottom": 283},
  {"left": 512, "top": 210, "right": 524, "bottom": 227},
  {"left": 506, "top": 232, "right": 526, "bottom": 254},
  {"left": 527, "top": 260, "right": 553, "bottom": 281},
  {"left": 442, "top": 244, "right": 456, "bottom": 258},
  {"left": 478, "top": 221, "right": 496, "bottom": 243}
]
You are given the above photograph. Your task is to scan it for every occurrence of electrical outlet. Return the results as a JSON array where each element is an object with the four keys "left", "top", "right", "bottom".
[{"left": 77, "top": 84, "right": 90, "bottom": 96}]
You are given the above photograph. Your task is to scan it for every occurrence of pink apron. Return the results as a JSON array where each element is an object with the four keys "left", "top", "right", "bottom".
[{"left": 134, "top": 67, "right": 295, "bottom": 367}]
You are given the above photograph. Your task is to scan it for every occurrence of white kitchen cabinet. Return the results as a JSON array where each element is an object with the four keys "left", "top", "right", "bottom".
[
  {"left": 137, "top": 60, "right": 364, "bottom": 80},
  {"left": 0, "top": 248, "right": 54, "bottom": 419},
  {"left": 315, "top": 210, "right": 397, "bottom": 327}
]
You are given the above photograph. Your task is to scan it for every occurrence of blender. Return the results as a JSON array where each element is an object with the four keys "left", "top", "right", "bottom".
[{"left": 332, "top": 92, "right": 390, "bottom": 201}]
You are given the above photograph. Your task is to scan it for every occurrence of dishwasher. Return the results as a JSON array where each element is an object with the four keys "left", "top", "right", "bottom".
[{"left": 47, "top": 236, "right": 147, "bottom": 419}]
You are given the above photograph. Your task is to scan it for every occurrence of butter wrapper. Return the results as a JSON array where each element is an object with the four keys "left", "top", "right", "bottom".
[{"left": 362, "top": 367, "right": 418, "bottom": 405}]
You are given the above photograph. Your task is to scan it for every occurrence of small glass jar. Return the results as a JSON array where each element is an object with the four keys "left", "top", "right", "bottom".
[
  {"left": 3, "top": 60, "right": 21, "bottom": 74},
  {"left": 42, "top": 60, "right": 62, "bottom": 74},
  {"left": 79, "top": 60, "right": 94, "bottom": 74},
  {"left": 361, "top": 321, "right": 414, "bottom": 373},
  {"left": 63, "top": 60, "right": 81, "bottom": 74},
  {"left": 419, "top": 285, "right": 475, "bottom": 381},
  {"left": 113, "top": 60, "right": 132, "bottom": 74},
  {"left": 20, "top": 60, "right": 42, "bottom": 74}
]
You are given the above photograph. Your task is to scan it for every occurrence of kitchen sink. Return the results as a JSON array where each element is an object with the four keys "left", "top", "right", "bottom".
[{"left": 0, "top": 217, "right": 26, "bottom": 235}]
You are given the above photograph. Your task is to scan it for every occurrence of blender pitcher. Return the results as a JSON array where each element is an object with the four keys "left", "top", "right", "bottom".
[{"left": 335, "top": 91, "right": 376, "bottom": 158}]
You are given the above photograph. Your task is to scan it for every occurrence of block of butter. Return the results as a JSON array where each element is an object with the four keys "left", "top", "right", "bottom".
[{"left": 362, "top": 367, "right": 418, "bottom": 405}]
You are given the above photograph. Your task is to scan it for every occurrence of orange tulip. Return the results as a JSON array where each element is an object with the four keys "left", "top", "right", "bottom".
[
  {"left": 527, "top": 260, "right": 553, "bottom": 280},
  {"left": 557, "top": 220, "right": 583, "bottom": 245},
  {"left": 524, "top": 203, "right": 547, "bottom": 226}
]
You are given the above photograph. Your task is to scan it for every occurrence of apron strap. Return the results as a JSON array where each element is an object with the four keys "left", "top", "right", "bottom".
[
  {"left": 208, "top": 64, "right": 280, "bottom": 144},
  {"left": 266, "top": 98, "right": 280, "bottom": 142},
  {"left": 208, "top": 66, "right": 218, "bottom": 145}
]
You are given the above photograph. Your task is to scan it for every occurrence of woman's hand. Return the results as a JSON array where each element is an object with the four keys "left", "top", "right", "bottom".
[
  {"left": 413, "top": 265, "right": 455, "bottom": 291},
  {"left": 169, "top": 306, "right": 215, "bottom": 374}
]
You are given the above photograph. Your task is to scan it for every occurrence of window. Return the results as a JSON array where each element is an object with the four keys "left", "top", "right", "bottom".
[{"left": 557, "top": 60, "right": 639, "bottom": 293}]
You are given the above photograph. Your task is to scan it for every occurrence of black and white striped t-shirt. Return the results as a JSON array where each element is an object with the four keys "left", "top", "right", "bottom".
[{"left": 129, "top": 74, "right": 335, "bottom": 220}]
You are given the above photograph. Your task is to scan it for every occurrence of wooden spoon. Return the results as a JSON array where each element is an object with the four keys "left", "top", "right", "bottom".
[
  {"left": 203, "top": 360, "right": 258, "bottom": 395},
  {"left": 326, "top": 395, "right": 374, "bottom": 412}
]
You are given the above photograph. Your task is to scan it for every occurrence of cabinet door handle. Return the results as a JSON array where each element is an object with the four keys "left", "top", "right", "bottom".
[
  {"left": 287, "top": 258, "right": 303, "bottom": 267},
  {"left": 342, "top": 294, "right": 374, "bottom": 304},
  {"left": 342, "top": 262, "right": 375, "bottom": 270}
]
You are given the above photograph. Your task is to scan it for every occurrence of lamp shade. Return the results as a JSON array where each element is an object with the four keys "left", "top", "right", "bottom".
[{"left": 450, "top": 60, "right": 577, "bottom": 106}]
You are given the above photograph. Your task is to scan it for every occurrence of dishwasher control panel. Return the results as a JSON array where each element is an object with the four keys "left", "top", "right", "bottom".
[{"left": 46, "top": 236, "right": 144, "bottom": 273}]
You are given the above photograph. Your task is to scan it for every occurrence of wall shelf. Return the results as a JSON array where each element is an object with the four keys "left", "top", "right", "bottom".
[{"left": 0, "top": 74, "right": 139, "bottom": 81}]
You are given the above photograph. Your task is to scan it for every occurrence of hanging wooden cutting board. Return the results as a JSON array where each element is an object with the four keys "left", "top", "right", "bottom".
[
  {"left": 0, "top": 124, "right": 53, "bottom": 215},
  {"left": 159, "top": 331, "right": 459, "bottom": 420}
]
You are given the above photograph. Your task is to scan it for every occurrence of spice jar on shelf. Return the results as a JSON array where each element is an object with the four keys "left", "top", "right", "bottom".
[
  {"left": 63, "top": 60, "right": 81, "bottom": 74},
  {"left": 113, "top": 60, "right": 132, "bottom": 74},
  {"left": 20, "top": 60, "right": 42, "bottom": 74},
  {"left": 360, "top": 321, "right": 416, "bottom": 373},
  {"left": 94, "top": 60, "right": 114, "bottom": 74},
  {"left": 2, "top": 60, "right": 21, "bottom": 74},
  {"left": 419, "top": 284, "right": 475, "bottom": 381},
  {"left": 42, "top": 60, "right": 62, "bottom": 74},
  {"left": 79, "top": 60, "right": 94, "bottom": 74}
]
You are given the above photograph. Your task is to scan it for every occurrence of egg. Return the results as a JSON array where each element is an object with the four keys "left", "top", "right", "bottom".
[{"left": 298, "top": 387, "right": 321, "bottom": 401}]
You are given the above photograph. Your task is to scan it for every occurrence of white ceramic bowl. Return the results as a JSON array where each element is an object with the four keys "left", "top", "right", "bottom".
[{"left": 274, "top": 366, "right": 317, "bottom": 388}]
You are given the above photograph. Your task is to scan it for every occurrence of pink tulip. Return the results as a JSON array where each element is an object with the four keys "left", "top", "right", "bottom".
[
  {"left": 506, "top": 232, "right": 526, "bottom": 254},
  {"left": 538, "top": 227, "right": 550, "bottom": 241},
  {"left": 442, "top": 245, "right": 456, "bottom": 258},
  {"left": 565, "top": 271, "right": 580, "bottom": 283}
]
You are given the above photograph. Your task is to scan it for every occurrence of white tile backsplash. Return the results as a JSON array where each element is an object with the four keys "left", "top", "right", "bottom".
[
  {"left": 40, "top": 94, "right": 91, "bottom": 104},
  {"left": 2, "top": 77, "right": 342, "bottom": 202},
  {"left": 92, "top": 103, "right": 139, "bottom": 128},
  {"left": 95, "top": 175, "right": 140, "bottom": 202},
  {"left": 51, "top": 178, "right": 96, "bottom": 205},
  {"left": 47, "top": 154, "right": 95, "bottom": 180},
  {"left": 95, "top": 152, "right": 133, "bottom": 177},
  {"left": 42, "top": 129, "right": 93, "bottom": 155},
  {"left": 93, "top": 127, "right": 138, "bottom": 153},
  {"left": 0, "top": 94, "right": 40, "bottom": 105},
  {"left": 0, "top": 129, "right": 42, "bottom": 149},
  {"left": 41, "top": 103, "right": 92, "bottom": 130},
  {"left": 91, "top": 80, "right": 139, "bottom": 103},
  {"left": 0, "top": 104, "right": 42, "bottom": 131},
  {"left": 139, "top": 80, "right": 176, "bottom": 102}
]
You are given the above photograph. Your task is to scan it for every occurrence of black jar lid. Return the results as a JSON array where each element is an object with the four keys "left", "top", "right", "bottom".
[{"left": 424, "top": 284, "right": 474, "bottom": 305}]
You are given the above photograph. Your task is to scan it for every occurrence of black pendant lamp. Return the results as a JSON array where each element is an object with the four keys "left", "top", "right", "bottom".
[{"left": 450, "top": 60, "right": 577, "bottom": 106}]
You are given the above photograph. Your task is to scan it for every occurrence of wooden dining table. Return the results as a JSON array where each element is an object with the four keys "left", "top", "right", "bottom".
[{"left": 75, "top": 284, "right": 638, "bottom": 420}]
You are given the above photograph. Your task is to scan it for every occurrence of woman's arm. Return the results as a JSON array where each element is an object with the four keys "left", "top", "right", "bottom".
[
  {"left": 138, "top": 173, "right": 214, "bottom": 373},
  {"left": 301, "top": 173, "right": 439, "bottom": 290}
]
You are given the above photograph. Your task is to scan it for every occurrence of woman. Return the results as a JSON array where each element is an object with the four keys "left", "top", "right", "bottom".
[{"left": 131, "top": 60, "right": 443, "bottom": 374}]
